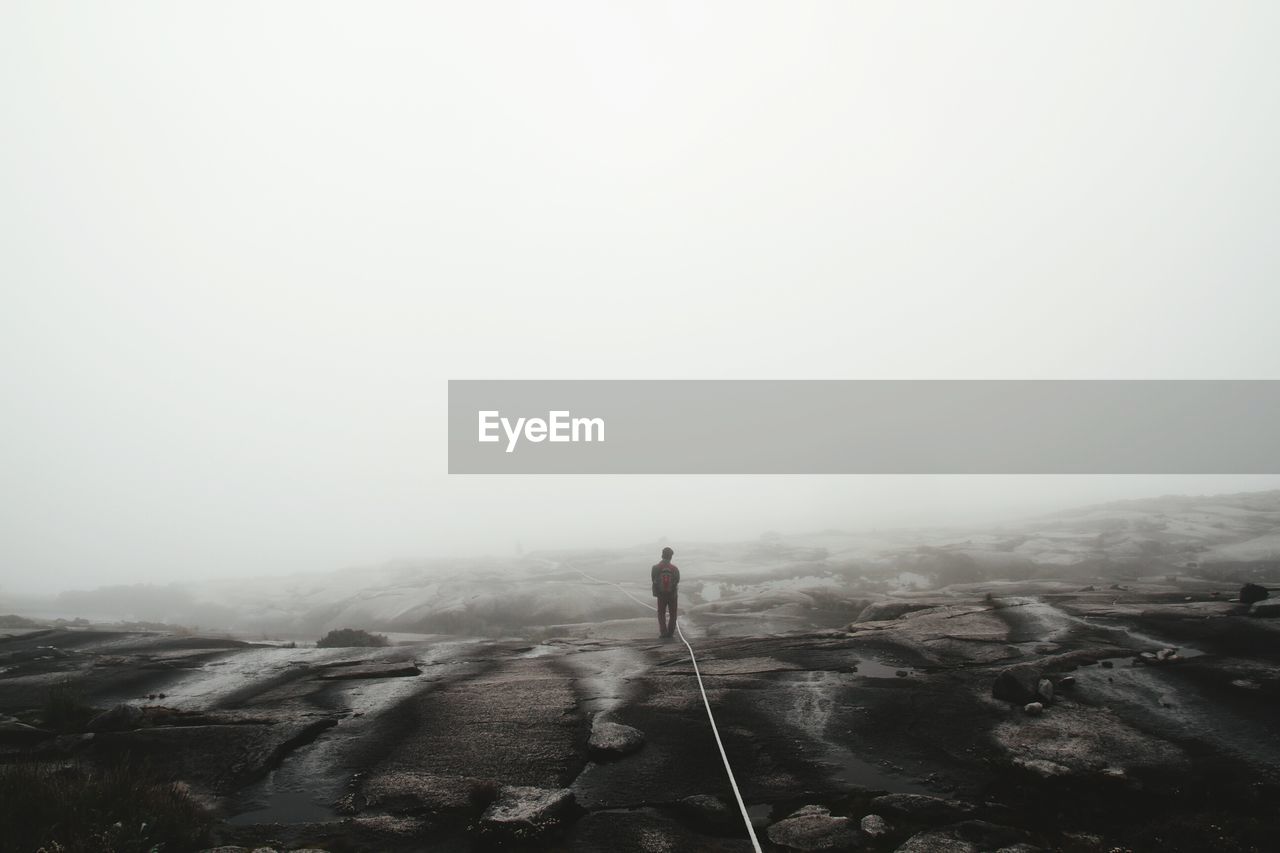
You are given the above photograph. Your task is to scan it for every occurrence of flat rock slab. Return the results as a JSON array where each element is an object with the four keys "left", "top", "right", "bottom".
[
  {"left": 991, "top": 703, "right": 1188, "bottom": 779},
  {"left": 317, "top": 662, "right": 421, "bottom": 680},
  {"left": 89, "top": 719, "right": 336, "bottom": 794},
  {"left": 360, "top": 770, "right": 492, "bottom": 814},
  {"left": 368, "top": 657, "right": 581, "bottom": 791},
  {"left": 479, "top": 785, "right": 575, "bottom": 836},
  {"left": 767, "top": 804, "right": 859, "bottom": 851}
]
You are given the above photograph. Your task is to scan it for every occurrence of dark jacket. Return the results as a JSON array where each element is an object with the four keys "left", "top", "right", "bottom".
[{"left": 651, "top": 560, "right": 680, "bottom": 597}]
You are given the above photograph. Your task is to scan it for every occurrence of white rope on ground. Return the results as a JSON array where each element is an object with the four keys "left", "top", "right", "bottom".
[{"left": 573, "top": 568, "right": 764, "bottom": 853}]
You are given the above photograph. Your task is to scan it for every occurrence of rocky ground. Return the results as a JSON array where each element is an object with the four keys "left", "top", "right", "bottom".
[{"left": 2, "top": 573, "right": 1279, "bottom": 852}]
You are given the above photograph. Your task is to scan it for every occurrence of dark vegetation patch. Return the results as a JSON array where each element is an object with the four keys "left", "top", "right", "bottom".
[
  {"left": 41, "top": 681, "right": 99, "bottom": 733},
  {"left": 318, "top": 628, "right": 390, "bottom": 648},
  {"left": 0, "top": 759, "right": 210, "bottom": 853}
]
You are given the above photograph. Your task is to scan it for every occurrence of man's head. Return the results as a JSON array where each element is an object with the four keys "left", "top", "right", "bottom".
[{"left": 661, "top": 547, "right": 674, "bottom": 560}]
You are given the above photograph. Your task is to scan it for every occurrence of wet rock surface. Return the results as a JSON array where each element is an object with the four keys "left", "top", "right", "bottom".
[{"left": 4, "top": 569, "right": 1280, "bottom": 851}]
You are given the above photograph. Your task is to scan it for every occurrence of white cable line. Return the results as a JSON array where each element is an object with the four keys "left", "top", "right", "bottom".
[{"left": 573, "top": 568, "right": 764, "bottom": 853}]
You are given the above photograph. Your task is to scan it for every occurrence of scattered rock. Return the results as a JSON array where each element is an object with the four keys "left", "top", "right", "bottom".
[
  {"left": 1036, "top": 678, "right": 1054, "bottom": 703},
  {"left": 861, "top": 813, "right": 890, "bottom": 837},
  {"left": 479, "top": 785, "right": 575, "bottom": 836},
  {"left": 587, "top": 715, "right": 645, "bottom": 759},
  {"left": 1057, "top": 676, "right": 1076, "bottom": 690},
  {"left": 871, "top": 793, "right": 973, "bottom": 823},
  {"left": 992, "top": 664, "right": 1042, "bottom": 703},
  {"left": 766, "top": 804, "right": 859, "bottom": 851},
  {"left": 678, "top": 794, "right": 737, "bottom": 831},
  {"left": 1023, "top": 702, "right": 1044, "bottom": 716},
  {"left": 896, "top": 670, "right": 909, "bottom": 678},
  {"left": 1230, "top": 678, "right": 1262, "bottom": 691},
  {"left": 87, "top": 703, "right": 144, "bottom": 733},
  {"left": 1100, "top": 660, "right": 1114, "bottom": 669}
]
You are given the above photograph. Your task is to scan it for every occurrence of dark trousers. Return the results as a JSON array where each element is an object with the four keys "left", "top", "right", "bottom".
[{"left": 657, "top": 592, "right": 678, "bottom": 637}]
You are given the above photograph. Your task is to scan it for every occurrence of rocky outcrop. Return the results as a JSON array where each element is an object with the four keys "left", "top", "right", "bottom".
[
  {"left": 766, "top": 805, "right": 859, "bottom": 851},
  {"left": 992, "top": 665, "right": 1046, "bottom": 704},
  {"left": 870, "top": 794, "right": 973, "bottom": 824},
  {"left": 87, "top": 703, "right": 144, "bottom": 732},
  {"left": 1250, "top": 601, "right": 1280, "bottom": 618}
]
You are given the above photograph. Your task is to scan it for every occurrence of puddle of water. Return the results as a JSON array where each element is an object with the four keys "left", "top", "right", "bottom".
[
  {"left": 788, "top": 671, "right": 930, "bottom": 795},
  {"left": 562, "top": 646, "right": 649, "bottom": 714},
  {"left": 889, "top": 572, "right": 932, "bottom": 593},
  {"left": 854, "top": 659, "right": 913, "bottom": 679},
  {"left": 226, "top": 782, "right": 333, "bottom": 826}
]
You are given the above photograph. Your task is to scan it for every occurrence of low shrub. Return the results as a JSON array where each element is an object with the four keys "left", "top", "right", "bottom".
[{"left": 317, "top": 628, "right": 389, "bottom": 648}]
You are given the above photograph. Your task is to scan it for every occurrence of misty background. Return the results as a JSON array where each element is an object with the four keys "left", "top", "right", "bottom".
[{"left": 3, "top": 3, "right": 1280, "bottom": 597}]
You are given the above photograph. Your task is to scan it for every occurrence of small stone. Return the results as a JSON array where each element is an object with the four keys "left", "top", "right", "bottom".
[
  {"left": 1023, "top": 702, "right": 1044, "bottom": 716},
  {"left": 896, "top": 670, "right": 909, "bottom": 678},
  {"left": 1035, "top": 679, "right": 1054, "bottom": 703},
  {"left": 1057, "top": 676, "right": 1076, "bottom": 690},
  {"left": 861, "top": 813, "right": 890, "bottom": 837},
  {"left": 1100, "top": 660, "right": 1114, "bottom": 669}
]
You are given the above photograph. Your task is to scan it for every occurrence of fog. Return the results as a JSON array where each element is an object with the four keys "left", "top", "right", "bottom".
[{"left": 3, "top": 3, "right": 1280, "bottom": 596}]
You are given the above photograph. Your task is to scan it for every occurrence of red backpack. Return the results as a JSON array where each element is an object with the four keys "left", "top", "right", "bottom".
[{"left": 658, "top": 563, "right": 677, "bottom": 594}]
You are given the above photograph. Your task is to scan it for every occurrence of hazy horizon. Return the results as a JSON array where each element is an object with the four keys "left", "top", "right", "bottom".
[
  {"left": 4, "top": 477, "right": 1280, "bottom": 597},
  {"left": 4, "top": 4, "right": 1280, "bottom": 598}
]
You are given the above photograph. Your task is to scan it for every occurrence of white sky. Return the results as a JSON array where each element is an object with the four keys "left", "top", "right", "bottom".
[{"left": 3, "top": 3, "right": 1280, "bottom": 594}]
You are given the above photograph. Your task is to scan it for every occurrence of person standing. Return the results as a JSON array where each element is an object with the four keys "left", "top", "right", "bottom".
[{"left": 652, "top": 546, "right": 680, "bottom": 638}]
